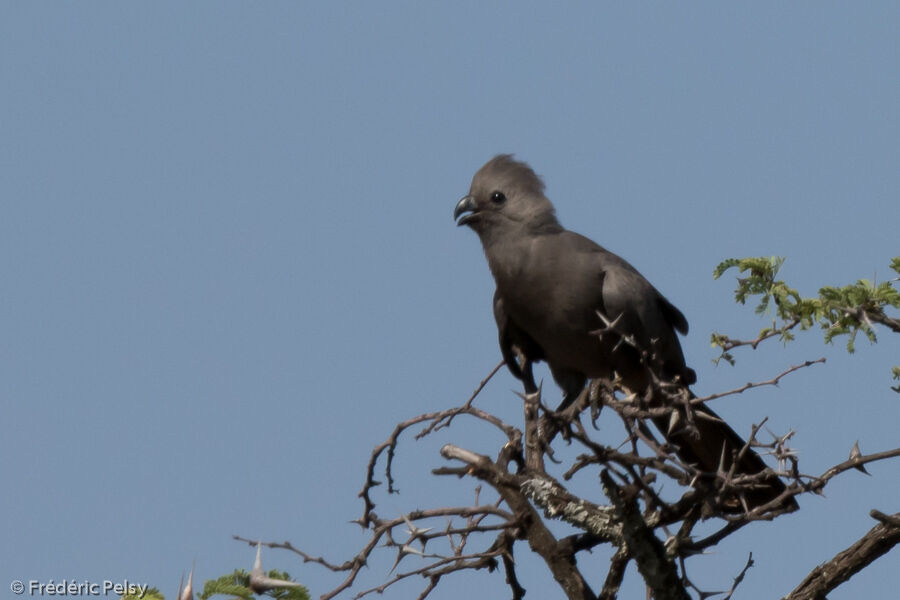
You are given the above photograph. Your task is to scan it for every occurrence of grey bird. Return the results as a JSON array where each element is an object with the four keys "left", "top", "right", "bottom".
[{"left": 454, "top": 154, "right": 793, "bottom": 511}]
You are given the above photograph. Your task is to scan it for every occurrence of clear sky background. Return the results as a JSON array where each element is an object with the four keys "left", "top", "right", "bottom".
[{"left": 3, "top": 3, "right": 899, "bottom": 599}]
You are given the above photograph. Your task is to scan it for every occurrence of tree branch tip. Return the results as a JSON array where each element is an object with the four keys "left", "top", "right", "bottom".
[{"left": 870, "top": 510, "right": 900, "bottom": 527}]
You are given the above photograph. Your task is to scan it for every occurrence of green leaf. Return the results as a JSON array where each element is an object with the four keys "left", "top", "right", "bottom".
[
  {"left": 200, "top": 570, "right": 309, "bottom": 600},
  {"left": 715, "top": 256, "right": 899, "bottom": 388},
  {"left": 122, "top": 589, "right": 164, "bottom": 600},
  {"left": 200, "top": 571, "right": 255, "bottom": 600},
  {"left": 713, "top": 258, "right": 741, "bottom": 280}
]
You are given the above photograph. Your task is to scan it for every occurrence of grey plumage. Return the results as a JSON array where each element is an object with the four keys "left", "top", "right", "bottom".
[{"left": 455, "top": 154, "right": 791, "bottom": 510}]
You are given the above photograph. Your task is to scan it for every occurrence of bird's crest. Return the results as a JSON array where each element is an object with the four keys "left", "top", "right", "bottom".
[{"left": 474, "top": 154, "right": 546, "bottom": 198}]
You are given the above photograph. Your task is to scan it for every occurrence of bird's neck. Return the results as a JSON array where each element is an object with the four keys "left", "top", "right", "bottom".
[
  {"left": 483, "top": 229, "right": 548, "bottom": 289},
  {"left": 479, "top": 217, "right": 562, "bottom": 248}
]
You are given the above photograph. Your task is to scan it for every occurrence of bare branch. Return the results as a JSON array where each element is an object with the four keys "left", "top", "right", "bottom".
[
  {"left": 418, "top": 360, "right": 506, "bottom": 436},
  {"left": 715, "top": 318, "right": 802, "bottom": 352},
  {"left": 248, "top": 348, "right": 899, "bottom": 600},
  {"left": 598, "top": 549, "right": 630, "bottom": 600},
  {"left": 519, "top": 475, "right": 623, "bottom": 545},
  {"left": 796, "top": 447, "right": 900, "bottom": 496},
  {"left": 600, "top": 470, "right": 690, "bottom": 600},
  {"left": 784, "top": 511, "right": 900, "bottom": 600},
  {"left": 694, "top": 358, "right": 826, "bottom": 405},
  {"left": 721, "top": 553, "right": 754, "bottom": 600},
  {"left": 440, "top": 443, "right": 597, "bottom": 600}
]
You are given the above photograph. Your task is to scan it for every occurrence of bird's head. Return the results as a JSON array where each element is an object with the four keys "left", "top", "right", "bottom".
[{"left": 454, "top": 155, "right": 559, "bottom": 237}]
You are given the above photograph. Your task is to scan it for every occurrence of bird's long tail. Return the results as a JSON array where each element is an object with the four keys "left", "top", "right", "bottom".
[{"left": 651, "top": 399, "right": 797, "bottom": 512}]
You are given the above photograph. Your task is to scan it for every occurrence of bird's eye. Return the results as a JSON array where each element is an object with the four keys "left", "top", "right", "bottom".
[{"left": 490, "top": 191, "right": 507, "bottom": 205}]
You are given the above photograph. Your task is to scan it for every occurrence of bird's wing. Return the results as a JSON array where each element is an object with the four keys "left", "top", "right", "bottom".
[
  {"left": 493, "top": 290, "right": 542, "bottom": 393},
  {"left": 559, "top": 232, "right": 694, "bottom": 385}
]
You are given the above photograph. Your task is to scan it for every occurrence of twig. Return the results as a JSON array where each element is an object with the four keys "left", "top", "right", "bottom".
[
  {"left": 598, "top": 549, "right": 630, "bottom": 600},
  {"left": 715, "top": 318, "right": 802, "bottom": 351},
  {"left": 721, "top": 552, "right": 754, "bottom": 600},
  {"left": 693, "top": 358, "right": 825, "bottom": 405}
]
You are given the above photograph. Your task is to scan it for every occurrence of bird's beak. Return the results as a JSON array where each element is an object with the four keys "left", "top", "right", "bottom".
[{"left": 454, "top": 195, "right": 477, "bottom": 227}]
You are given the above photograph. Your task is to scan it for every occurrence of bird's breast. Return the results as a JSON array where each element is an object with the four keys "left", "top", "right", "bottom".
[{"left": 492, "top": 256, "right": 610, "bottom": 377}]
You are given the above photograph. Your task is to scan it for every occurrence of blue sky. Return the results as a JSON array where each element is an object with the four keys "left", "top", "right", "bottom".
[{"left": 2, "top": 3, "right": 899, "bottom": 599}]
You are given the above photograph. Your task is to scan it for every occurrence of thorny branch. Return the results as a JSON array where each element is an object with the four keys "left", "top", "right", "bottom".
[
  {"left": 713, "top": 317, "right": 802, "bottom": 352},
  {"left": 238, "top": 354, "right": 900, "bottom": 599},
  {"left": 693, "top": 358, "right": 826, "bottom": 405}
]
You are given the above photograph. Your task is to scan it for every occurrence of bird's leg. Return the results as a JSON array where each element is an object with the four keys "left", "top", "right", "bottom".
[
  {"left": 534, "top": 372, "right": 588, "bottom": 449},
  {"left": 551, "top": 371, "right": 588, "bottom": 415},
  {"left": 555, "top": 388, "right": 583, "bottom": 413},
  {"left": 588, "top": 379, "right": 605, "bottom": 429},
  {"left": 515, "top": 348, "right": 539, "bottom": 395}
]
